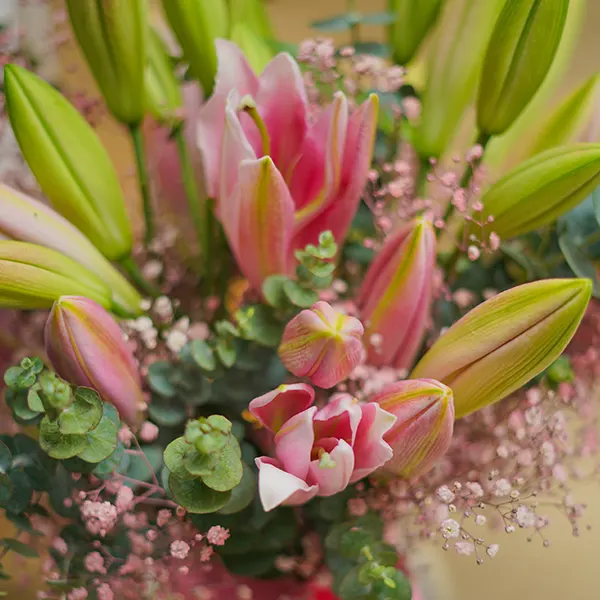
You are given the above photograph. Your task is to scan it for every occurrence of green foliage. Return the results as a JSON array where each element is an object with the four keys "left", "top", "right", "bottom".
[
  {"left": 311, "top": 12, "right": 395, "bottom": 32},
  {"left": 164, "top": 416, "right": 244, "bottom": 513}
]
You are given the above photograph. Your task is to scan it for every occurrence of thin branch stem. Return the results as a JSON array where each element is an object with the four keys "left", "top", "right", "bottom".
[
  {"left": 129, "top": 124, "right": 154, "bottom": 246},
  {"left": 119, "top": 255, "right": 160, "bottom": 299}
]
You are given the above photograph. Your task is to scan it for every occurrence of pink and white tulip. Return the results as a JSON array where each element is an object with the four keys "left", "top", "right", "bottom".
[
  {"left": 249, "top": 384, "right": 396, "bottom": 511},
  {"left": 371, "top": 379, "right": 454, "bottom": 478},
  {"left": 45, "top": 296, "right": 145, "bottom": 425},
  {"left": 197, "top": 40, "right": 378, "bottom": 291},
  {"left": 358, "top": 218, "right": 436, "bottom": 370},
  {"left": 278, "top": 301, "right": 365, "bottom": 389}
]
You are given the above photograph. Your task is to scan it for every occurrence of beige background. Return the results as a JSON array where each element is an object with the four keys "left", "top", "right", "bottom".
[{"left": 6, "top": 0, "right": 600, "bottom": 598}]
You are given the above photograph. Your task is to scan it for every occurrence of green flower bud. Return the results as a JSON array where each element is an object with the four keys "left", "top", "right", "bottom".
[
  {"left": 228, "top": 0, "right": 274, "bottom": 40},
  {"left": 160, "top": 0, "right": 229, "bottom": 96},
  {"left": 230, "top": 22, "right": 272, "bottom": 73},
  {"left": 477, "top": 0, "right": 569, "bottom": 136},
  {"left": 4, "top": 64, "right": 133, "bottom": 261},
  {"left": 387, "top": 0, "right": 442, "bottom": 65},
  {"left": 65, "top": 0, "right": 148, "bottom": 125},
  {"left": 476, "top": 144, "right": 600, "bottom": 239},
  {"left": 414, "top": 0, "right": 505, "bottom": 158},
  {"left": 146, "top": 29, "right": 183, "bottom": 125}
]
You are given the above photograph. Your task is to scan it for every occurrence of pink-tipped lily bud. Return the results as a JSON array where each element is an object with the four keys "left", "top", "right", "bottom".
[
  {"left": 412, "top": 279, "right": 592, "bottom": 418},
  {"left": 371, "top": 379, "right": 454, "bottom": 478},
  {"left": 45, "top": 296, "right": 145, "bottom": 425},
  {"left": 249, "top": 384, "right": 396, "bottom": 511},
  {"left": 278, "top": 301, "right": 365, "bottom": 389},
  {"left": 358, "top": 218, "right": 436, "bottom": 370}
]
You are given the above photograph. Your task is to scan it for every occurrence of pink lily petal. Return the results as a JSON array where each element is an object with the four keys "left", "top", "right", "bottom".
[
  {"left": 290, "top": 92, "right": 348, "bottom": 220},
  {"left": 256, "top": 53, "right": 308, "bottom": 177},
  {"left": 308, "top": 438, "right": 355, "bottom": 496},
  {"left": 292, "top": 94, "right": 378, "bottom": 253},
  {"left": 249, "top": 383, "right": 315, "bottom": 433},
  {"left": 274, "top": 406, "right": 317, "bottom": 481},
  {"left": 229, "top": 156, "right": 295, "bottom": 291},
  {"left": 197, "top": 40, "right": 259, "bottom": 198},
  {"left": 350, "top": 402, "right": 396, "bottom": 483},
  {"left": 256, "top": 457, "right": 319, "bottom": 511},
  {"left": 313, "top": 393, "right": 362, "bottom": 445}
]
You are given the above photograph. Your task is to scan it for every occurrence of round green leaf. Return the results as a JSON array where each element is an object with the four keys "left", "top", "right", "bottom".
[
  {"left": 201, "top": 437, "right": 243, "bottom": 492},
  {"left": 218, "top": 464, "right": 256, "bottom": 515},
  {"left": 189, "top": 340, "right": 216, "bottom": 371},
  {"left": 77, "top": 416, "right": 118, "bottom": 463},
  {"left": 164, "top": 437, "right": 195, "bottom": 479},
  {"left": 262, "top": 275, "right": 289, "bottom": 308},
  {"left": 6, "top": 389, "right": 42, "bottom": 424},
  {"left": 147, "top": 361, "right": 177, "bottom": 397},
  {"left": 93, "top": 442, "right": 127, "bottom": 479},
  {"left": 58, "top": 387, "right": 103, "bottom": 435},
  {"left": 27, "top": 387, "right": 44, "bottom": 412},
  {"left": 102, "top": 402, "right": 120, "bottom": 428},
  {"left": 283, "top": 279, "right": 319, "bottom": 308},
  {"left": 39, "top": 417, "right": 86, "bottom": 459},
  {"left": 148, "top": 395, "right": 187, "bottom": 426},
  {"left": 168, "top": 474, "right": 231, "bottom": 514},
  {"left": 558, "top": 233, "right": 600, "bottom": 297},
  {"left": 184, "top": 450, "right": 217, "bottom": 478},
  {"left": 123, "top": 445, "right": 163, "bottom": 484}
]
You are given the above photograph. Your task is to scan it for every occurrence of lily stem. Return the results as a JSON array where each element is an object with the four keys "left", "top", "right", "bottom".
[
  {"left": 129, "top": 124, "right": 154, "bottom": 247},
  {"left": 120, "top": 255, "right": 160, "bottom": 299},
  {"left": 173, "top": 125, "right": 210, "bottom": 272}
]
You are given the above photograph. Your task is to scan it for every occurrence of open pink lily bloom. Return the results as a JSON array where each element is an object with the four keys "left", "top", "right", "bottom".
[
  {"left": 249, "top": 383, "right": 396, "bottom": 511},
  {"left": 197, "top": 40, "right": 378, "bottom": 291}
]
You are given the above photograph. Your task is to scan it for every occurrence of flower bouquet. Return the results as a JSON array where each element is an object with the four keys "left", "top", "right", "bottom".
[{"left": 0, "top": 0, "right": 599, "bottom": 599}]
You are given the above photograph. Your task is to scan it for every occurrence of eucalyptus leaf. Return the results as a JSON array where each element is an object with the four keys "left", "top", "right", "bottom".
[
  {"left": 123, "top": 445, "right": 163, "bottom": 484},
  {"left": 201, "top": 438, "right": 243, "bottom": 492},
  {"left": 5, "top": 389, "right": 43, "bottom": 424},
  {"left": 39, "top": 417, "right": 86, "bottom": 460},
  {"left": 148, "top": 395, "right": 187, "bottom": 426},
  {"left": 311, "top": 13, "right": 358, "bottom": 31},
  {"left": 102, "top": 402, "right": 120, "bottom": 428},
  {"left": 164, "top": 437, "right": 196, "bottom": 480},
  {"left": 558, "top": 233, "right": 600, "bottom": 297},
  {"left": 189, "top": 340, "right": 216, "bottom": 371},
  {"left": 58, "top": 387, "right": 103, "bottom": 435},
  {"left": 27, "top": 386, "right": 44, "bottom": 412},
  {"left": 0, "top": 538, "right": 39, "bottom": 558},
  {"left": 361, "top": 11, "right": 395, "bottom": 25},
  {"left": 283, "top": 279, "right": 319, "bottom": 308},
  {"left": 262, "top": 275, "right": 290, "bottom": 308},
  {"left": 216, "top": 338, "right": 236, "bottom": 368},
  {"left": 184, "top": 449, "right": 216, "bottom": 478},
  {"left": 218, "top": 463, "right": 256, "bottom": 515},
  {"left": 353, "top": 41, "right": 390, "bottom": 57},
  {"left": 0, "top": 474, "right": 12, "bottom": 507},
  {"left": 4, "top": 470, "right": 31, "bottom": 514},
  {"left": 77, "top": 415, "right": 118, "bottom": 463},
  {"left": 147, "top": 361, "right": 177, "bottom": 398},
  {"left": 338, "top": 567, "right": 371, "bottom": 600},
  {"left": 93, "top": 442, "right": 127, "bottom": 479},
  {"left": 0, "top": 441, "right": 11, "bottom": 473},
  {"left": 168, "top": 474, "right": 231, "bottom": 514}
]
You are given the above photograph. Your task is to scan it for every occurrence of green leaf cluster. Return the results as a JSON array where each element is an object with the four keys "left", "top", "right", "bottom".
[{"left": 163, "top": 416, "right": 244, "bottom": 513}]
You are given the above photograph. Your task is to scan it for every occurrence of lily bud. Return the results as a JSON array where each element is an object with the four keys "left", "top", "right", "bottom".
[
  {"left": 65, "top": 0, "right": 147, "bottom": 126},
  {"left": 160, "top": 0, "right": 229, "bottom": 96},
  {"left": 0, "top": 185, "right": 141, "bottom": 316},
  {"left": 45, "top": 296, "right": 145, "bottom": 425},
  {"left": 477, "top": 0, "right": 569, "bottom": 136},
  {"left": 230, "top": 22, "right": 273, "bottom": 73},
  {"left": 414, "top": 0, "right": 505, "bottom": 158},
  {"left": 371, "top": 379, "right": 454, "bottom": 478},
  {"left": 278, "top": 301, "right": 365, "bottom": 389},
  {"left": 528, "top": 75, "right": 600, "bottom": 156},
  {"left": 477, "top": 144, "right": 600, "bottom": 239},
  {"left": 146, "top": 29, "right": 183, "bottom": 125},
  {"left": 0, "top": 242, "right": 112, "bottom": 310},
  {"left": 387, "top": 0, "right": 443, "bottom": 66},
  {"left": 412, "top": 279, "right": 592, "bottom": 418},
  {"left": 358, "top": 218, "right": 436, "bottom": 370},
  {"left": 4, "top": 64, "right": 132, "bottom": 261}
]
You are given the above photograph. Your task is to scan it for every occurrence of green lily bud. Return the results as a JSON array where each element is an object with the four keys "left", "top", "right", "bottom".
[
  {"left": 228, "top": 0, "right": 274, "bottom": 40},
  {"left": 0, "top": 241, "right": 112, "bottom": 310},
  {"left": 476, "top": 144, "right": 600, "bottom": 239},
  {"left": 65, "top": 0, "right": 148, "bottom": 126},
  {"left": 413, "top": 279, "right": 591, "bottom": 418},
  {"left": 230, "top": 22, "right": 273, "bottom": 73},
  {"left": 528, "top": 75, "right": 600, "bottom": 156},
  {"left": 4, "top": 64, "right": 133, "bottom": 261},
  {"left": 414, "top": 0, "right": 505, "bottom": 158},
  {"left": 477, "top": 0, "right": 569, "bottom": 136},
  {"left": 387, "top": 0, "right": 442, "bottom": 66},
  {"left": 160, "top": 0, "right": 229, "bottom": 97},
  {"left": 146, "top": 29, "right": 183, "bottom": 125}
]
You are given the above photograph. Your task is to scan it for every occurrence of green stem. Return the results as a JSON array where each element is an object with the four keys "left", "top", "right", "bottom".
[
  {"left": 173, "top": 126, "right": 209, "bottom": 268},
  {"left": 120, "top": 255, "right": 160, "bottom": 299},
  {"left": 129, "top": 125, "right": 154, "bottom": 246}
]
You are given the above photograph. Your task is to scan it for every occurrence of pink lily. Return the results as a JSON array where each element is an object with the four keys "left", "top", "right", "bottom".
[
  {"left": 358, "top": 218, "right": 436, "bottom": 370},
  {"left": 197, "top": 40, "right": 379, "bottom": 291},
  {"left": 249, "top": 383, "right": 396, "bottom": 511}
]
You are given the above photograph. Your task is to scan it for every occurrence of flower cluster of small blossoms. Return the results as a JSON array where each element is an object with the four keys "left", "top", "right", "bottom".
[{"left": 348, "top": 371, "right": 599, "bottom": 563}]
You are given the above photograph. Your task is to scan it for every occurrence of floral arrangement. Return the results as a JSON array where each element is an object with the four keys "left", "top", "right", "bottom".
[{"left": 0, "top": 0, "right": 599, "bottom": 599}]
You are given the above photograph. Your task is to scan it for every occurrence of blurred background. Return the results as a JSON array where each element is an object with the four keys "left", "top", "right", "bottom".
[{"left": 2, "top": 0, "right": 600, "bottom": 597}]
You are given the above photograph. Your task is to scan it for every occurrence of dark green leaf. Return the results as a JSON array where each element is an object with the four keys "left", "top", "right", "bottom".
[
  {"left": 361, "top": 11, "right": 395, "bottom": 25},
  {"left": 0, "top": 442, "right": 11, "bottom": 473},
  {"left": 372, "top": 570, "right": 412, "bottom": 600},
  {"left": 201, "top": 438, "right": 243, "bottom": 492},
  {"left": 218, "top": 463, "right": 256, "bottom": 515},
  {"left": 311, "top": 13, "right": 359, "bottom": 31},
  {"left": 4, "top": 469, "right": 32, "bottom": 514},
  {"left": 148, "top": 395, "right": 187, "bottom": 427},
  {"left": 221, "top": 551, "right": 277, "bottom": 577},
  {"left": 558, "top": 233, "right": 600, "bottom": 297},
  {"left": 77, "top": 415, "right": 118, "bottom": 463},
  {"left": 238, "top": 305, "right": 283, "bottom": 347},
  {"left": 48, "top": 466, "right": 77, "bottom": 519},
  {"left": 168, "top": 474, "right": 231, "bottom": 513},
  {"left": 5, "top": 389, "right": 42, "bottom": 424},
  {"left": 189, "top": 340, "right": 216, "bottom": 371},
  {"left": 39, "top": 417, "right": 86, "bottom": 460},
  {"left": 1, "top": 538, "right": 38, "bottom": 558},
  {"left": 283, "top": 280, "right": 319, "bottom": 308},
  {"left": 353, "top": 41, "right": 390, "bottom": 57},
  {"left": 340, "top": 528, "right": 375, "bottom": 559},
  {"left": 93, "top": 442, "right": 127, "bottom": 479},
  {"left": 6, "top": 513, "right": 42, "bottom": 536},
  {"left": 58, "top": 387, "right": 103, "bottom": 435},
  {"left": 338, "top": 567, "right": 371, "bottom": 600},
  {"left": 147, "top": 361, "right": 177, "bottom": 398},
  {"left": 591, "top": 187, "right": 600, "bottom": 226},
  {"left": 216, "top": 338, "right": 236, "bottom": 368},
  {"left": 0, "top": 474, "right": 12, "bottom": 507}
]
